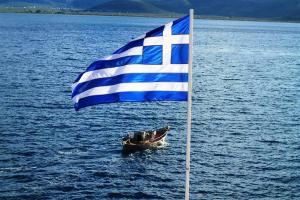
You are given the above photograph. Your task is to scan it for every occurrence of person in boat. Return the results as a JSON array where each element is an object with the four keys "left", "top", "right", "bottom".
[
  {"left": 134, "top": 131, "right": 146, "bottom": 143},
  {"left": 150, "top": 131, "right": 156, "bottom": 141}
]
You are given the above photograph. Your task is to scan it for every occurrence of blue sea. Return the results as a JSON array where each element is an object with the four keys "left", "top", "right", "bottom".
[{"left": 0, "top": 13, "right": 299, "bottom": 199}]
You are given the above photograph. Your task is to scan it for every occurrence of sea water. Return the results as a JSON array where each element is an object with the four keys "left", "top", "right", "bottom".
[{"left": 0, "top": 13, "right": 299, "bottom": 199}]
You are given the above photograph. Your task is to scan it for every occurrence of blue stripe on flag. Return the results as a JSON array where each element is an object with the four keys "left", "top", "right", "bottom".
[
  {"left": 74, "top": 91, "right": 188, "bottom": 111},
  {"left": 86, "top": 55, "right": 142, "bottom": 71},
  {"left": 172, "top": 15, "right": 189, "bottom": 35},
  {"left": 145, "top": 25, "right": 164, "bottom": 37},
  {"left": 74, "top": 55, "right": 142, "bottom": 83},
  {"left": 72, "top": 73, "right": 188, "bottom": 98},
  {"left": 171, "top": 44, "right": 189, "bottom": 64},
  {"left": 113, "top": 38, "right": 144, "bottom": 54},
  {"left": 142, "top": 45, "right": 162, "bottom": 64}
]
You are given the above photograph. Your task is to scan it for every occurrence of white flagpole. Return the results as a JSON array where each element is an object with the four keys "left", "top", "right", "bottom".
[{"left": 185, "top": 8, "right": 193, "bottom": 200}]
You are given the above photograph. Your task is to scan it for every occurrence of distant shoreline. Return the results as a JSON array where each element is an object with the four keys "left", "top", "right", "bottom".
[{"left": 0, "top": 7, "right": 299, "bottom": 23}]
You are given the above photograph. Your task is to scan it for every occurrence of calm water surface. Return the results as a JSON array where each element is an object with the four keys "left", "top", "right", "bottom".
[{"left": 0, "top": 13, "right": 299, "bottom": 199}]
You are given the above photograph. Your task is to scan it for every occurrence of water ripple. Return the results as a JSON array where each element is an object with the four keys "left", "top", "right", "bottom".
[{"left": 0, "top": 13, "right": 299, "bottom": 200}]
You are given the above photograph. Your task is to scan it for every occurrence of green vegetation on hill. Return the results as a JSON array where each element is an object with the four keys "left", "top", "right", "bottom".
[
  {"left": 0, "top": 0, "right": 299, "bottom": 22},
  {"left": 0, "top": 0, "right": 108, "bottom": 8},
  {"left": 89, "top": 0, "right": 166, "bottom": 14},
  {"left": 88, "top": 0, "right": 300, "bottom": 21}
]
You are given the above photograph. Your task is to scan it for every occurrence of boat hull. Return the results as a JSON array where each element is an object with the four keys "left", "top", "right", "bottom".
[{"left": 122, "top": 126, "right": 169, "bottom": 152}]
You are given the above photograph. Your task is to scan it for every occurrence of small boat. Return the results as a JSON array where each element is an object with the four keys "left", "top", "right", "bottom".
[{"left": 122, "top": 126, "right": 170, "bottom": 151}]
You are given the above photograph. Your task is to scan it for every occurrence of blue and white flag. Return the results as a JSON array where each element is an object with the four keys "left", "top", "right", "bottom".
[{"left": 72, "top": 15, "right": 190, "bottom": 111}]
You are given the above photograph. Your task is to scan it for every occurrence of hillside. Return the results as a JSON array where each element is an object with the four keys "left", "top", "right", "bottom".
[
  {"left": 0, "top": 0, "right": 108, "bottom": 8},
  {"left": 89, "top": 0, "right": 166, "bottom": 14},
  {"left": 191, "top": 0, "right": 300, "bottom": 20},
  {"left": 0, "top": 0, "right": 299, "bottom": 21},
  {"left": 89, "top": 0, "right": 300, "bottom": 21}
]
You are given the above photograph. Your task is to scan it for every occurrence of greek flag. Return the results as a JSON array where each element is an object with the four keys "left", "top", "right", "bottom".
[{"left": 72, "top": 15, "right": 190, "bottom": 111}]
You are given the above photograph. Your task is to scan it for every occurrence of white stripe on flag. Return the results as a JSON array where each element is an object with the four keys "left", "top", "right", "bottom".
[
  {"left": 162, "top": 22, "right": 173, "bottom": 65},
  {"left": 143, "top": 35, "right": 189, "bottom": 46},
  {"left": 72, "top": 64, "right": 188, "bottom": 90},
  {"left": 72, "top": 82, "right": 188, "bottom": 103},
  {"left": 103, "top": 46, "right": 143, "bottom": 60}
]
